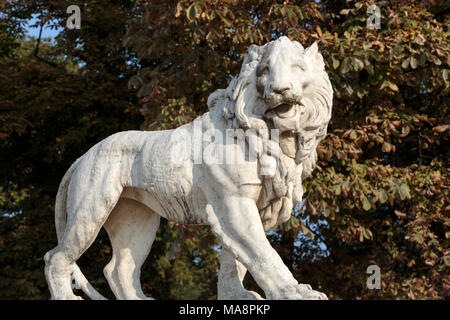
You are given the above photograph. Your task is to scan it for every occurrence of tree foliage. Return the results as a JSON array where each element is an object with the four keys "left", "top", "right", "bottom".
[
  {"left": 0, "top": 0, "right": 448, "bottom": 299},
  {"left": 125, "top": 0, "right": 450, "bottom": 299}
]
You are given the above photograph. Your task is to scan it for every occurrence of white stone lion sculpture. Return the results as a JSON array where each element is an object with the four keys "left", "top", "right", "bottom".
[{"left": 44, "top": 36, "right": 333, "bottom": 300}]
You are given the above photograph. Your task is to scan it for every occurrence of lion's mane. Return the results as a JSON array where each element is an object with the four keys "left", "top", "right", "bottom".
[{"left": 207, "top": 36, "right": 333, "bottom": 230}]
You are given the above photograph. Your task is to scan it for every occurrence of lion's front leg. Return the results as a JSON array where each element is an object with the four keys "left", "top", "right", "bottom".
[
  {"left": 205, "top": 195, "right": 327, "bottom": 300},
  {"left": 218, "top": 248, "right": 263, "bottom": 300}
]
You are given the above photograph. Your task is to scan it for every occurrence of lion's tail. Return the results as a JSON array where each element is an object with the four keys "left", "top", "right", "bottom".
[
  {"left": 54, "top": 158, "right": 107, "bottom": 300},
  {"left": 70, "top": 264, "right": 107, "bottom": 300}
]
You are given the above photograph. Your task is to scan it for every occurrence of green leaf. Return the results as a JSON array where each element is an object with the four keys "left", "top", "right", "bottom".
[
  {"left": 402, "top": 57, "right": 410, "bottom": 69},
  {"left": 414, "top": 233, "right": 424, "bottom": 244},
  {"left": 443, "top": 69, "right": 448, "bottom": 82},
  {"left": 295, "top": 7, "right": 305, "bottom": 20},
  {"left": 352, "top": 57, "right": 364, "bottom": 71},
  {"left": 400, "top": 125, "right": 410, "bottom": 137},
  {"left": 291, "top": 216, "right": 300, "bottom": 228},
  {"left": 300, "top": 222, "right": 315, "bottom": 239},
  {"left": 433, "top": 124, "right": 449, "bottom": 133},
  {"left": 137, "top": 83, "right": 150, "bottom": 98},
  {"left": 379, "top": 189, "right": 388, "bottom": 204},
  {"left": 410, "top": 56, "right": 419, "bottom": 69},
  {"left": 432, "top": 56, "right": 442, "bottom": 65},
  {"left": 380, "top": 80, "right": 399, "bottom": 92},
  {"left": 382, "top": 142, "right": 392, "bottom": 152},
  {"left": 444, "top": 256, "right": 450, "bottom": 267},
  {"left": 186, "top": 3, "right": 199, "bottom": 21},
  {"left": 219, "top": 14, "right": 233, "bottom": 27},
  {"left": 362, "top": 228, "right": 372, "bottom": 240},
  {"left": 332, "top": 56, "right": 340, "bottom": 70},
  {"left": 334, "top": 185, "right": 341, "bottom": 195},
  {"left": 340, "top": 57, "right": 351, "bottom": 74},
  {"left": 362, "top": 196, "right": 371, "bottom": 211},
  {"left": 398, "top": 183, "right": 411, "bottom": 200}
]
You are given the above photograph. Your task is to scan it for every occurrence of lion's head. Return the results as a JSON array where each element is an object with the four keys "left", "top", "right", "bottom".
[
  {"left": 209, "top": 36, "right": 333, "bottom": 174},
  {"left": 207, "top": 36, "right": 333, "bottom": 229}
]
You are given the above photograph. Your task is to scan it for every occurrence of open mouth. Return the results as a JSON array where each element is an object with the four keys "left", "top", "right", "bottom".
[
  {"left": 264, "top": 101, "right": 314, "bottom": 163},
  {"left": 265, "top": 103, "right": 300, "bottom": 119}
]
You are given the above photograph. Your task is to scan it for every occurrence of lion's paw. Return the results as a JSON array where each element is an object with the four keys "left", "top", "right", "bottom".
[
  {"left": 219, "top": 289, "right": 264, "bottom": 300},
  {"left": 240, "top": 290, "right": 264, "bottom": 300},
  {"left": 279, "top": 283, "right": 328, "bottom": 300},
  {"left": 298, "top": 289, "right": 328, "bottom": 300},
  {"left": 295, "top": 283, "right": 328, "bottom": 300},
  {"left": 296, "top": 283, "right": 312, "bottom": 291},
  {"left": 54, "top": 293, "right": 83, "bottom": 300}
]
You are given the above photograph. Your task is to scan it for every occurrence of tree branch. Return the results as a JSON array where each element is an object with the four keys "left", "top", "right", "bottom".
[{"left": 33, "top": 20, "right": 44, "bottom": 57}]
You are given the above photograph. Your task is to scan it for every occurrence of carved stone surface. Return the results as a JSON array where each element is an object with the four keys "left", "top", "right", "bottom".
[{"left": 44, "top": 36, "right": 333, "bottom": 300}]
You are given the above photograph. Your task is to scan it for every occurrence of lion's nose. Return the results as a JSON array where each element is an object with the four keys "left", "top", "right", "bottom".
[{"left": 270, "top": 83, "right": 291, "bottom": 95}]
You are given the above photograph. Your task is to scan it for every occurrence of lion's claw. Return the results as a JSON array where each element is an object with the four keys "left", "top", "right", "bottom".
[
  {"left": 279, "top": 283, "right": 328, "bottom": 300},
  {"left": 299, "top": 289, "right": 328, "bottom": 300},
  {"left": 296, "top": 283, "right": 312, "bottom": 291},
  {"left": 295, "top": 283, "right": 327, "bottom": 300}
]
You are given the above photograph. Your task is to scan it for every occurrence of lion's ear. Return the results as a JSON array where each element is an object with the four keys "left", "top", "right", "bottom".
[
  {"left": 305, "top": 42, "right": 318, "bottom": 55},
  {"left": 245, "top": 44, "right": 262, "bottom": 64},
  {"left": 305, "top": 42, "right": 325, "bottom": 71},
  {"left": 292, "top": 41, "right": 304, "bottom": 53}
]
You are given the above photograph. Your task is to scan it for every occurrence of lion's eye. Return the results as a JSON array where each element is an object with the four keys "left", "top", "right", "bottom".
[
  {"left": 303, "top": 81, "right": 311, "bottom": 90},
  {"left": 293, "top": 60, "right": 308, "bottom": 72},
  {"left": 292, "top": 64, "right": 304, "bottom": 72}
]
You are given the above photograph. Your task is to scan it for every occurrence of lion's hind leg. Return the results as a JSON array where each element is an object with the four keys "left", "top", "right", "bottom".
[
  {"left": 103, "top": 198, "right": 160, "bottom": 300},
  {"left": 44, "top": 192, "right": 119, "bottom": 300},
  {"left": 44, "top": 248, "right": 81, "bottom": 300},
  {"left": 45, "top": 161, "right": 123, "bottom": 300}
]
